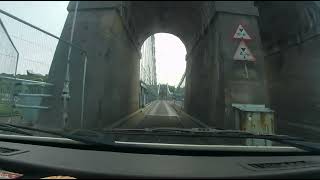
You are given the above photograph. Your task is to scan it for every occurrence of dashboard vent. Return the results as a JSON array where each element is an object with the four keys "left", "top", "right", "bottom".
[
  {"left": 248, "top": 161, "right": 320, "bottom": 170},
  {"left": 0, "top": 147, "right": 27, "bottom": 156},
  {"left": 0, "top": 147, "right": 19, "bottom": 154}
]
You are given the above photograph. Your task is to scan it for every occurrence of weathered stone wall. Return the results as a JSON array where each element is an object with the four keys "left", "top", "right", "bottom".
[
  {"left": 185, "top": 1, "right": 267, "bottom": 129},
  {"left": 37, "top": 1, "right": 269, "bottom": 130},
  {"left": 258, "top": 1, "right": 320, "bottom": 134},
  {"left": 37, "top": 5, "right": 140, "bottom": 130}
]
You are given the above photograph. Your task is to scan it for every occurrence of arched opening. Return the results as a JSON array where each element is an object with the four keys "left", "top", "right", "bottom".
[
  {"left": 139, "top": 33, "right": 187, "bottom": 108},
  {"left": 41, "top": 1, "right": 270, "bottom": 132},
  {"left": 4, "top": 1, "right": 320, "bottom": 150}
]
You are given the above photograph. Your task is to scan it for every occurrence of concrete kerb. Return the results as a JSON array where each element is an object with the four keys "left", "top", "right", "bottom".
[{"left": 104, "top": 101, "right": 155, "bottom": 129}]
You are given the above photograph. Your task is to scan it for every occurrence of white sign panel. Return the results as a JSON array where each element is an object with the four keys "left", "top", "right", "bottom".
[
  {"left": 233, "top": 24, "right": 251, "bottom": 40},
  {"left": 233, "top": 41, "right": 255, "bottom": 61}
]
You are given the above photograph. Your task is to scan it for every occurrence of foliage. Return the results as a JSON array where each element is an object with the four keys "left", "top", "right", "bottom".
[
  {"left": 0, "top": 103, "right": 19, "bottom": 117},
  {"left": 0, "top": 73, "right": 48, "bottom": 95},
  {"left": 0, "top": 72, "right": 47, "bottom": 117}
]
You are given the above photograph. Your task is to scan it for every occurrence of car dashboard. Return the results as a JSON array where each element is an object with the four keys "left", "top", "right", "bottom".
[{"left": 0, "top": 136, "right": 319, "bottom": 179}]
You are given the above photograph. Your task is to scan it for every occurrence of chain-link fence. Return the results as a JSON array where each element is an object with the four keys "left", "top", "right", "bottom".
[
  {"left": 0, "top": 9, "right": 87, "bottom": 128},
  {"left": 0, "top": 18, "right": 18, "bottom": 120}
]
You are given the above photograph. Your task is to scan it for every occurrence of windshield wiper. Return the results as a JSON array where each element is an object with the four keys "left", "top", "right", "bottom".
[
  {"left": 0, "top": 123, "right": 113, "bottom": 146},
  {"left": 2, "top": 124, "right": 319, "bottom": 153},
  {"left": 107, "top": 127, "right": 300, "bottom": 140},
  {"left": 106, "top": 127, "right": 320, "bottom": 153},
  {"left": 0, "top": 123, "right": 34, "bottom": 136}
]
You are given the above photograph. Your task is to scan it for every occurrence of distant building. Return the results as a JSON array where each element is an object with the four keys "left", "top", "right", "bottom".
[
  {"left": 139, "top": 35, "right": 157, "bottom": 107},
  {"left": 140, "top": 35, "right": 157, "bottom": 86}
]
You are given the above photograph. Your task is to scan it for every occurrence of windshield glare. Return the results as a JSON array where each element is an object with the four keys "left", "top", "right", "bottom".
[{"left": 0, "top": 1, "right": 319, "bottom": 150}]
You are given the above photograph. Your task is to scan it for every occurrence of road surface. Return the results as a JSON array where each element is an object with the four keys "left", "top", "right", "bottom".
[{"left": 115, "top": 100, "right": 205, "bottom": 129}]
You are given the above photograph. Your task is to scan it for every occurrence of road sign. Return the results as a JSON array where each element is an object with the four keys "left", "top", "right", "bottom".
[
  {"left": 233, "top": 41, "right": 255, "bottom": 61},
  {"left": 233, "top": 24, "right": 251, "bottom": 40}
]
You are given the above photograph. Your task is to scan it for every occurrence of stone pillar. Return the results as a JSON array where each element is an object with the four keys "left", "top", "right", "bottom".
[
  {"left": 36, "top": 1, "right": 141, "bottom": 130},
  {"left": 185, "top": 1, "right": 268, "bottom": 129},
  {"left": 213, "top": 1, "right": 268, "bottom": 129},
  {"left": 258, "top": 2, "right": 320, "bottom": 136}
]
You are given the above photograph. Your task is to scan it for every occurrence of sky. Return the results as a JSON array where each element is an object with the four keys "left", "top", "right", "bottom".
[
  {"left": 0, "top": 1, "right": 186, "bottom": 86},
  {"left": 0, "top": 1, "right": 69, "bottom": 37},
  {"left": 154, "top": 33, "right": 186, "bottom": 86},
  {"left": 0, "top": 1, "right": 70, "bottom": 75}
]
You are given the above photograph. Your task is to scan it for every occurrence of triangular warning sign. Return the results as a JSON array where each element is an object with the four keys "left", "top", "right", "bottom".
[
  {"left": 233, "top": 24, "right": 251, "bottom": 40},
  {"left": 233, "top": 41, "right": 255, "bottom": 61}
]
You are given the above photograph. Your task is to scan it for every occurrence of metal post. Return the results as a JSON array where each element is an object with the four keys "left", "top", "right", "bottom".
[
  {"left": 14, "top": 53, "right": 19, "bottom": 78},
  {"left": 9, "top": 53, "right": 19, "bottom": 124},
  {"left": 80, "top": 54, "right": 87, "bottom": 129},
  {"left": 62, "top": 1, "right": 79, "bottom": 129},
  {"left": 244, "top": 62, "right": 249, "bottom": 79}
]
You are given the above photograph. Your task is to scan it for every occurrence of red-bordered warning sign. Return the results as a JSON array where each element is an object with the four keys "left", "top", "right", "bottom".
[
  {"left": 233, "top": 40, "right": 255, "bottom": 61},
  {"left": 233, "top": 24, "right": 251, "bottom": 40}
]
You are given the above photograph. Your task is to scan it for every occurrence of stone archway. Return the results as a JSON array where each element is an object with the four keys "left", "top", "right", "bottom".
[{"left": 37, "top": 1, "right": 268, "bottom": 130}]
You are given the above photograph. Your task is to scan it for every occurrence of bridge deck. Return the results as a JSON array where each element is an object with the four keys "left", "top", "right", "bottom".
[{"left": 116, "top": 100, "right": 203, "bottom": 129}]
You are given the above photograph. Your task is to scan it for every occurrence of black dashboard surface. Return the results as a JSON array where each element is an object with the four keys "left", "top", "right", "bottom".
[{"left": 0, "top": 140, "right": 320, "bottom": 179}]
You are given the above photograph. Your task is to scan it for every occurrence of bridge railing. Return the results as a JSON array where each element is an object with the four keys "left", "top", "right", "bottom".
[
  {"left": 0, "top": 9, "right": 88, "bottom": 128},
  {"left": 139, "top": 81, "right": 158, "bottom": 108},
  {"left": 173, "top": 71, "right": 186, "bottom": 109}
]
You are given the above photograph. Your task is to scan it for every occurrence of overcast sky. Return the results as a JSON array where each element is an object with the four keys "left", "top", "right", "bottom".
[
  {"left": 0, "top": 1, "right": 186, "bottom": 86},
  {"left": 154, "top": 33, "right": 186, "bottom": 86}
]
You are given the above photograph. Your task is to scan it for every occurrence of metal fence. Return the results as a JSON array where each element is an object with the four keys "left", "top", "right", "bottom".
[
  {"left": 0, "top": 16, "right": 19, "bottom": 121},
  {"left": 0, "top": 8, "right": 88, "bottom": 128},
  {"left": 173, "top": 71, "right": 186, "bottom": 109},
  {"left": 139, "top": 81, "right": 158, "bottom": 108}
]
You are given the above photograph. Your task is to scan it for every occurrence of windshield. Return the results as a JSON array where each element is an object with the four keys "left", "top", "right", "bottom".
[{"left": 0, "top": 1, "right": 319, "bottom": 151}]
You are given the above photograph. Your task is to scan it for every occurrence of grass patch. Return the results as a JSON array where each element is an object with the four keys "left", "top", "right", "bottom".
[{"left": 0, "top": 103, "right": 20, "bottom": 117}]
